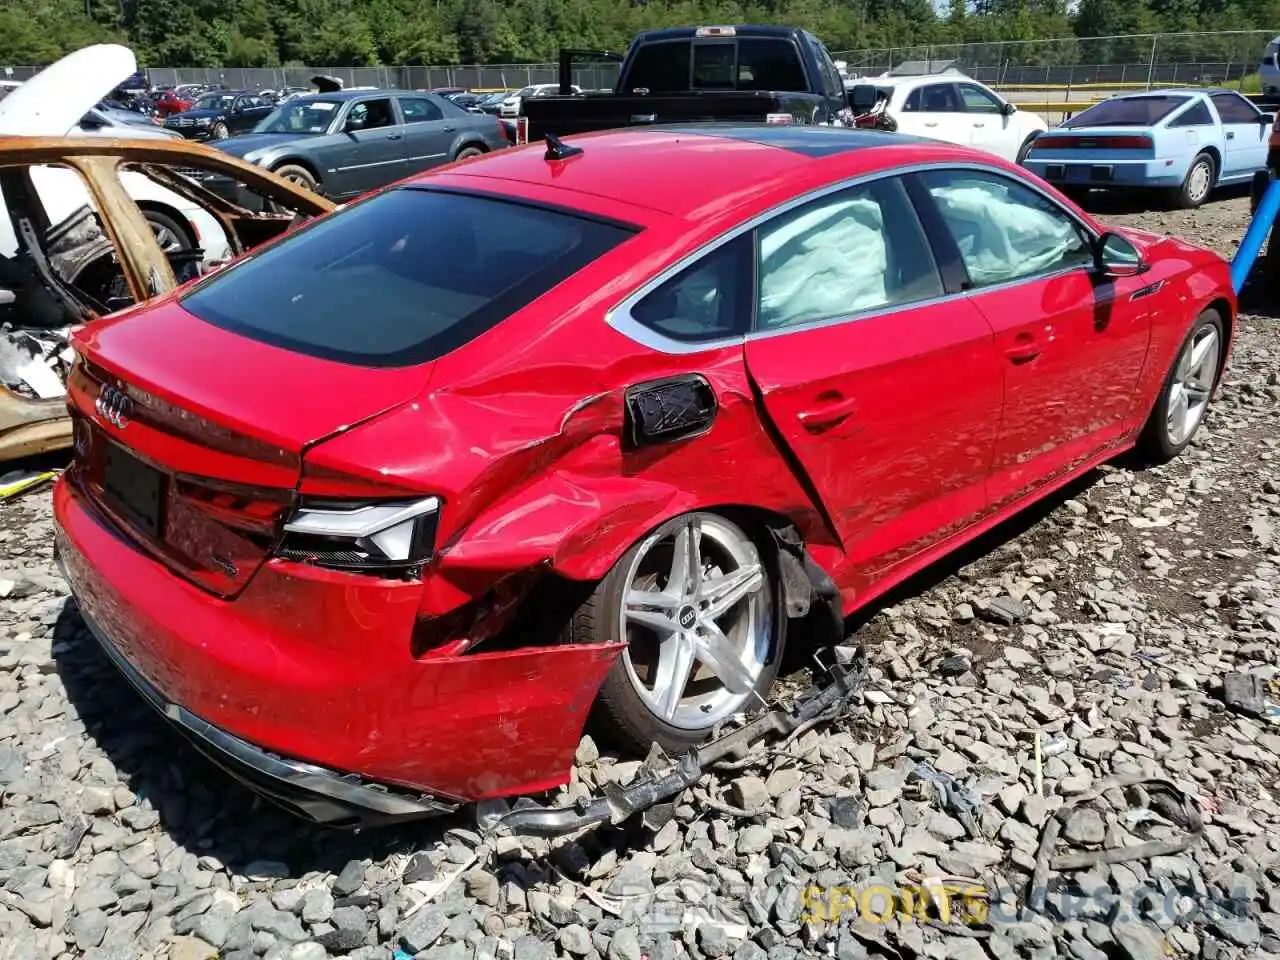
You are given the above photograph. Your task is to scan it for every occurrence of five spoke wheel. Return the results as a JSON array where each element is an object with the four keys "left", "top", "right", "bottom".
[{"left": 618, "top": 514, "right": 773, "bottom": 731}]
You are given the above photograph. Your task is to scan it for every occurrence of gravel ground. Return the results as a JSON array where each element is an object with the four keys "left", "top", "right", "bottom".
[{"left": 1, "top": 194, "right": 1279, "bottom": 960}]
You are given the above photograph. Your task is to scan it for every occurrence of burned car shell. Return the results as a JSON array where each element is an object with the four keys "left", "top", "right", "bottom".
[{"left": 0, "top": 136, "right": 334, "bottom": 462}]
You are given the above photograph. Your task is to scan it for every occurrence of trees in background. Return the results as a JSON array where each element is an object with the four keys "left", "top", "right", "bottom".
[{"left": 0, "top": 0, "right": 1275, "bottom": 66}]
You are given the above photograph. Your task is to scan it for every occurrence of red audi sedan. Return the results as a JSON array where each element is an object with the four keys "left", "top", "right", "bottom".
[{"left": 54, "top": 125, "right": 1234, "bottom": 826}]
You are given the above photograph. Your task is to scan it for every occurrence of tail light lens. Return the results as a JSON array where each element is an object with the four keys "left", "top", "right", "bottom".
[
  {"left": 1032, "top": 134, "right": 1154, "bottom": 150},
  {"left": 277, "top": 497, "right": 440, "bottom": 573}
]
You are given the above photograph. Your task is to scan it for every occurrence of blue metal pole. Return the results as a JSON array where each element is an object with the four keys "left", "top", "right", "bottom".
[{"left": 1232, "top": 176, "right": 1280, "bottom": 294}]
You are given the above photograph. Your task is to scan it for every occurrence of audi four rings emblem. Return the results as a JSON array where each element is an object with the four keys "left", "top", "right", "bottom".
[{"left": 96, "top": 384, "right": 133, "bottom": 429}]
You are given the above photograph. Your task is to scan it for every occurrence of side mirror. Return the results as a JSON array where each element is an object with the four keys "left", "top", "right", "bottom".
[
  {"left": 1094, "top": 231, "right": 1148, "bottom": 278},
  {"left": 1260, "top": 112, "right": 1276, "bottom": 125},
  {"left": 1001, "top": 100, "right": 1017, "bottom": 116},
  {"left": 78, "top": 113, "right": 106, "bottom": 130},
  {"left": 344, "top": 116, "right": 366, "bottom": 132}
]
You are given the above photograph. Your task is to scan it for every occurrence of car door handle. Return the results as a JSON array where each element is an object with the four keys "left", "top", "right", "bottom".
[
  {"left": 386, "top": 132, "right": 403, "bottom": 140},
  {"left": 923, "top": 121, "right": 939, "bottom": 127},
  {"left": 797, "top": 395, "right": 858, "bottom": 432},
  {"left": 442, "top": 126, "right": 456, "bottom": 133},
  {"left": 973, "top": 122, "right": 986, "bottom": 128},
  {"left": 1005, "top": 331, "right": 1041, "bottom": 364}
]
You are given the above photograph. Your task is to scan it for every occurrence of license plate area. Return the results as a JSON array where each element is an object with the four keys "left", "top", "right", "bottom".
[{"left": 102, "top": 442, "right": 166, "bottom": 539}]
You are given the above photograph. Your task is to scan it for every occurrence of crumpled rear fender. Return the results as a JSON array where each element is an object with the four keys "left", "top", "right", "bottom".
[{"left": 302, "top": 350, "right": 831, "bottom": 613}]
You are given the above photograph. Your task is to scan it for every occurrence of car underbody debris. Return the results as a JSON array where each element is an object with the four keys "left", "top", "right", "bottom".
[
  {"left": 481, "top": 645, "right": 869, "bottom": 838},
  {"left": 0, "top": 323, "right": 75, "bottom": 400}
]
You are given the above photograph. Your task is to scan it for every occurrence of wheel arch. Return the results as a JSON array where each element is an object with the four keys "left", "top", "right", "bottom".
[
  {"left": 269, "top": 156, "right": 323, "bottom": 185},
  {"left": 1203, "top": 296, "right": 1233, "bottom": 386},
  {"left": 1197, "top": 145, "right": 1221, "bottom": 181}
]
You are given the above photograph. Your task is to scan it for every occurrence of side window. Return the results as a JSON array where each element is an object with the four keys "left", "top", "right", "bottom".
[
  {"left": 909, "top": 84, "right": 962, "bottom": 113},
  {"left": 756, "top": 177, "right": 943, "bottom": 330},
  {"left": 958, "top": 84, "right": 1004, "bottom": 114},
  {"left": 400, "top": 97, "right": 444, "bottom": 123},
  {"left": 1211, "top": 92, "right": 1261, "bottom": 124},
  {"left": 1169, "top": 101, "right": 1213, "bottom": 127},
  {"left": 630, "top": 235, "right": 751, "bottom": 342},
  {"left": 812, "top": 39, "right": 844, "bottom": 100},
  {"left": 916, "top": 169, "right": 1094, "bottom": 289},
  {"left": 352, "top": 98, "right": 395, "bottom": 130}
]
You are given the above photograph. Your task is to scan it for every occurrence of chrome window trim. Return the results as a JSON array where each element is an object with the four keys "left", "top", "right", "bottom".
[{"left": 604, "top": 159, "right": 1101, "bottom": 355}]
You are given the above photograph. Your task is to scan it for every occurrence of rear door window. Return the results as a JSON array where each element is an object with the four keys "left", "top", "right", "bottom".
[{"left": 180, "top": 189, "right": 636, "bottom": 366}]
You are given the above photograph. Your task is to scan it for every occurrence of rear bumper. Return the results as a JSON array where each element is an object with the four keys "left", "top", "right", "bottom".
[
  {"left": 53, "top": 473, "right": 624, "bottom": 824},
  {"left": 67, "top": 592, "right": 454, "bottom": 827},
  {"left": 1023, "top": 157, "right": 1185, "bottom": 188}
]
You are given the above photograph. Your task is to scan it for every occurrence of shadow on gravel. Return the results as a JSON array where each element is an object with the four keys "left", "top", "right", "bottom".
[
  {"left": 50, "top": 460, "right": 1116, "bottom": 871},
  {"left": 51, "top": 601, "right": 468, "bottom": 878},
  {"left": 1073, "top": 181, "right": 1250, "bottom": 217}
]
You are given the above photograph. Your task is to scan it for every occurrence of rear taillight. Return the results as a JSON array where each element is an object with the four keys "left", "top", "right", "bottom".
[
  {"left": 276, "top": 497, "right": 440, "bottom": 574},
  {"left": 1032, "top": 134, "right": 1153, "bottom": 150}
]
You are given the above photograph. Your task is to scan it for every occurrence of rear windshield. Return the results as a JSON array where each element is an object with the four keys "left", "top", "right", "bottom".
[
  {"left": 625, "top": 37, "right": 807, "bottom": 93},
  {"left": 180, "top": 189, "right": 635, "bottom": 367},
  {"left": 1063, "top": 95, "right": 1189, "bottom": 127}
]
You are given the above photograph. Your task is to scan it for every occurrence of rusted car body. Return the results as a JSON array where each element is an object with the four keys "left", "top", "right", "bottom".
[{"left": 0, "top": 136, "right": 334, "bottom": 462}]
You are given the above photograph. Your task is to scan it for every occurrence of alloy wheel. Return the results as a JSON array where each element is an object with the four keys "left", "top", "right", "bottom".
[
  {"left": 618, "top": 515, "right": 772, "bottom": 730},
  {"left": 1167, "top": 324, "right": 1220, "bottom": 446}
]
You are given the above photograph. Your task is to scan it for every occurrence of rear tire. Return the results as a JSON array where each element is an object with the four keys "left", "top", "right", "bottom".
[
  {"left": 454, "top": 145, "right": 485, "bottom": 162},
  {"left": 142, "top": 209, "right": 194, "bottom": 253},
  {"left": 567, "top": 512, "right": 786, "bottom": 756},
  {"left": 1137, "top": 309, "right": 1224, "bottom": 463},
  {"left": 211, "top": 121, "right": 229, "bottom": 140},
  {"left": 1168, "top": 152, "right": 1214, "bottom": 209}
]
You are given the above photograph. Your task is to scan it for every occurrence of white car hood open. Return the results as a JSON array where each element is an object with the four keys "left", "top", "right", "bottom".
[{"left": 0, "top": 44, "right": 137, "bottom": 137}]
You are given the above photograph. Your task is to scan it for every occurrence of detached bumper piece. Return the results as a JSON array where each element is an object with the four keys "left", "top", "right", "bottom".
[
  {"left": 483, "top": 646, "right": 869, "bottom": 838},
  {"left": 77, "top": 605, "right": 458, "bottom": 829}
]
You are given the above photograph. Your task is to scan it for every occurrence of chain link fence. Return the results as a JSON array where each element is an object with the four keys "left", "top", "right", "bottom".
[
  {"left": 832, "top": 30, "right": 1275, "bottom": 89},
  {"left": 2, "top": 29, "right": 1275, "bottom": 93}
]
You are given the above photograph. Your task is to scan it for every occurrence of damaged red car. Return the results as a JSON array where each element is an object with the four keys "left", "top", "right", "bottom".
[{"left": 53, "top": 124, "right": 1235, "bottom": 826}]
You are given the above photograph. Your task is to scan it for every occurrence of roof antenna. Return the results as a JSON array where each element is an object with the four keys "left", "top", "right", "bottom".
[{"left": 544, "top": 133, "right": 584, "bottom": 162}]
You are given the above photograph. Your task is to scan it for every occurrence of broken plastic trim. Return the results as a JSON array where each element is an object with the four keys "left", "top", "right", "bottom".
[{"left": 481, "top": 645, "right": 868, "bottom": 837}]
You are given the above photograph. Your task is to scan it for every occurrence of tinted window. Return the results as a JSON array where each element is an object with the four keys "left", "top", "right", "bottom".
[
  {"left": 757, "top": 178, "right": 942, "bottom": 330},
  {"left": 692, "top": 43, "right": 736, "bottom": 89},
  {"left": 905, "top": 84, "right": 962, "bottom": 113},
  {"left": 400, "top": 97, "right": 443, "bottom": 123},
  {"left": 1169, "top": 101, "right": 1213, "bottom": 127},
  {"left": 736, "top": 38, "right": 807, "bottom": 91},
  {"left": 625, "top": 41, "right": 691, "bottom": 93},
  {"left": 1063, "top": 95, "right": 1188, "bottom": 127},
  {"left": 958, "top": 84, "right": 1004, "bottom": 114},
  {"left": 1211, "top": 92, "right": 1261, "bottom": 123},
  {"left": 917, "top": 170, "right": 1093, "bottom": 288},
  {"left": 348, "top": 99, "right": 395, "bottom": 130},
  {"left": 631, "top": 235, "right": 751, "bottom": 342},
  {"left": 813, "top": 39, "right": 844, "bottom": 100},
  {"left": 850, "top": 84, "right": 893, "bottom": 112},
  {"left": 181, "top": 189, "right": 635, "bottom": 367}
]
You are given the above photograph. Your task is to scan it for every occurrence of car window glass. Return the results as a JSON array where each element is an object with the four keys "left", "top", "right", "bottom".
[
  {"left": 756, "top": 177, "right": 943, "bottom": 330},
  {"left": 813, "top": 39, "right": 844, "bottom": 100},
  {"left": 1211, "top": 92, "right": 1260, "bottom": 123},
  {"left": 958, "top": 84, "right": 1004, "bottom": 114},
  {"left": 631, "top": 235, "right": 750, "bottom": 342},
  {"left": 626, "top": 40, "right": 693, "bottom": 93},
  {"left": 918, "top": 169, "right": 1093, "bottom": 288},
  {"left": 905, "top": 84, "right": 961, "bottom": 113},
  {"left": 692, "top": 43, "right": 735, "bottom": 89},
  {"left": 400, "top": 97, "right": 444, "bottom": 123},
  {"left": 735, "top": 38, "right": 807, "bottom": 91},
  {"left": 1169, "top": 101, "right": 1213, "bottom": 127},
  {"left": 351, "top": 99, "right": 395, "bottom": 129},
  {"left": 181, "top": 188, "right": 635, "bottom": 367}
]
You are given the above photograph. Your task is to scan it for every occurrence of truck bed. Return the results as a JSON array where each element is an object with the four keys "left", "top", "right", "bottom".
[{"left": 522, "top": 91, "right": 823, "bottom": 141}]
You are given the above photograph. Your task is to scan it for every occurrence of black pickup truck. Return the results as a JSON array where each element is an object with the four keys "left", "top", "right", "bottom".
[{"left": 518, "top": 25, "right": 853, "bottom": 142}]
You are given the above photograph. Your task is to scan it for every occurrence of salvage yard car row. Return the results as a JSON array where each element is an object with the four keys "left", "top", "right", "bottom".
[{"left": 0, "top": 33, "right": 1252, "bottom": 828}]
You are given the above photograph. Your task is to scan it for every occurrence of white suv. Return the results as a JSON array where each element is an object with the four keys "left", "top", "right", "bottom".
[{"left": 846, "top": 75, "right": 1047, "bottom": 165}]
